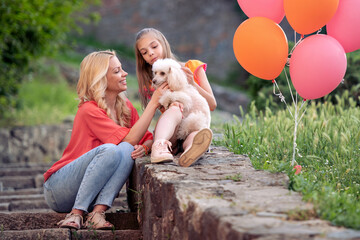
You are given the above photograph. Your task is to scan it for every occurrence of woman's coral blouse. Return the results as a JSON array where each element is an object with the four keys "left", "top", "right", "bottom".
[{"left": 43, "top": 100, "right": 152, "bottom": 182}]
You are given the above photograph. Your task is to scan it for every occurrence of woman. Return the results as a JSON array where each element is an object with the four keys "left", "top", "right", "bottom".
[{"left": 43, "top": 50, "right": 167, "bottom": 230}]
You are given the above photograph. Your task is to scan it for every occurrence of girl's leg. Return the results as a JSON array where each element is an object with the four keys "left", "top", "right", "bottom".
[
  {"left": 153, "top": 105, "right": 182, "bottom": 141},
  {"left": 44, "top": 142, "right": 134, "bottom": 213},
  {"left": 151, "top": 106, "right": 182, "bottom": 163},
  {"left": 178, "top": 128, "right": 213, "bottom": 167}
]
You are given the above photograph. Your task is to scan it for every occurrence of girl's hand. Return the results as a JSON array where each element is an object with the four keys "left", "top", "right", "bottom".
[
  {"left": 131, "top": 145, "right": 148, "bottom": 159},
  {"left": 169, "top": 101, "right": 184, "bottom": 112},
  {"left": 182, "top": 67, "right": 195, "bottom": 85}
]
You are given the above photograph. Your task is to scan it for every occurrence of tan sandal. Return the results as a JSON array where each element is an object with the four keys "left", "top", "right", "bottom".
[
  {"left": 85, "top": 211, "right": 114, "bottom": 230},
  {"left": 57, "top": 212, "right": 83, "bottom": 230}
]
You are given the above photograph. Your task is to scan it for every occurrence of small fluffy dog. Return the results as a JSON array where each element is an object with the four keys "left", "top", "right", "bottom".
[{"left": 152, "top": 58, "right": 211, "bottom": 140}]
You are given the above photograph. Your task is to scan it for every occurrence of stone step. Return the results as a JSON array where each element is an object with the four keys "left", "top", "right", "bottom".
[
  {"left": 0, "top": 187, "right": 43, "bottom": 196},
  {"left": 0, "top": 166, "right": 49, "bottom": 177},
  {"left": 0, "top": 197, "right": 128, "bottom": 212},
  {"left": 0, "top": 163, "right": 52, "bottom": 168},
  {"left": 0, "top": 194, "right": 44, "bottom": 203},
  {"left": 0, "top": 212, "right": 139, "bottom": 231},
  {"left": 0, "top": 229, "right": 143, "bottom": 240},
  {"left": 0, "top": 176, "right": 38, "bottom": 190}
]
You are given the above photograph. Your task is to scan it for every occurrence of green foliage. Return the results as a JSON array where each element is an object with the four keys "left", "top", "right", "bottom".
[
  {"left": 217, "top": 92, "right": 360, "bottom": 229},
  {"left": 0, "top": 0, "right": 99, "bottom": 116},
  {"left": 225, "top": 173, "right": 242, "bottom": 182},
  {"left": 0, "top": 59, "right": 78, "bottom": 126}
]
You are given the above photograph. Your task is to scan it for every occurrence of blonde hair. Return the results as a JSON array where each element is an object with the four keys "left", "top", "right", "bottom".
[
  {"left": 77, "top": 50, "right": 131, "bottom": 127},
  {"left": 135, "top": 28, "right": 178, "bottom": 108}
]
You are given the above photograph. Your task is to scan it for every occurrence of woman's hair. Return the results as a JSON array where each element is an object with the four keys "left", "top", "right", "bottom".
[
  {"left": 135, "top": 28, "right": 178, "bottom": 108},
  {"left": 77, "top": 50, "right": 131, "bottom": 127}
]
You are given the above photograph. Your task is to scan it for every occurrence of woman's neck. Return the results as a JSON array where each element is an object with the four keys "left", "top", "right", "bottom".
[{"left": 105, "top": 93, "right": 117, "bottom": 114}]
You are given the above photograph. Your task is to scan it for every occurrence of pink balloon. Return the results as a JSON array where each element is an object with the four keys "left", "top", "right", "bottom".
[
  {"left": 290, "top": 35, "right": 347, "bottom": 100},
  {"left": 237, "top": 0, "right": 285, "bottom": 24},
  {"left": 327, "top": 0, "right": 360, "bottom": 53}
]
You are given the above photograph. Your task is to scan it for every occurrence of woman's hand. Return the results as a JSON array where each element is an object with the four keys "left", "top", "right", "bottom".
[
  {"left": 131, "top": 144, "right": 148, "bottom": 159},
  {"left": 150, "top": 82, "right": 168, "bottom": 107},
  {"left": 182, "top": 67, "right": 195, "bottom": 85}
]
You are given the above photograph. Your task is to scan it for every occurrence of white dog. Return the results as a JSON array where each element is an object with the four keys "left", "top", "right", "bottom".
[{"left": 152, "top": 58, "right": 211, "bottom": 140}]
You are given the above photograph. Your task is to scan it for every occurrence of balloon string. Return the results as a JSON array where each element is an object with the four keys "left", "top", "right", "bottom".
[
  {"left": 289, "top": 32, "right": 304, "bottom": 56},
  {"left": 297, "top": 99, "right": 310, "bottom": 124},
  {"left": 283, "top": 68, "right": 295, "bottom": 104},
  {"left": 272, "top": 79, "right": 293, "bottom": 118}
]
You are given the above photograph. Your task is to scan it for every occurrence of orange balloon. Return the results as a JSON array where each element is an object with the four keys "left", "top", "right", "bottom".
[
  {"left": 233, "top": 17, "right": 288, "bottom": 80},
  {"left": 284, "top": 0, "right": 339, "bottom": 35}
]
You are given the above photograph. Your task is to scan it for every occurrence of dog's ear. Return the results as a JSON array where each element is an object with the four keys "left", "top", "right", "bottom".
[{"left": 168, "top": 66, "right": 187, "bottom": 90}]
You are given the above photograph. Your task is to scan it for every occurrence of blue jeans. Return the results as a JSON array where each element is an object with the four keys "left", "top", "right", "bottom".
[{"left": 44, "top": 142, "right": 134, "bottom": 213}]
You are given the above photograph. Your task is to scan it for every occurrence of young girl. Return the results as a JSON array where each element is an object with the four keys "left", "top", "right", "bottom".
[
  {"left": 135, "top": 28, "right": 217, "bottom": 167},
  {"left": 43, "top": 50, "right": 167, "bottom": 230}
]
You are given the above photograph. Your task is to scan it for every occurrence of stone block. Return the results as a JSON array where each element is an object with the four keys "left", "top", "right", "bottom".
[
  {"left": 0, "top": 229, "right": 70, "bottom": 240},
  {"left": 73, "top": 229, "right": 142, "bottom": 240},
  {"left": 0, "top": 176, "right": 35, "bottom": 190}
]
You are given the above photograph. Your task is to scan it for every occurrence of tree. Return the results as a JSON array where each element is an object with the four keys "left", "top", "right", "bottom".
[{"left": 0, "top": 0, "right": 99, "bottom": 116}]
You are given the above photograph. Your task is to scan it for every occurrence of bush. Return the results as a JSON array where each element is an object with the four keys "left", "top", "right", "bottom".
[{"left": 0, "top": 0, "right": 99, "bottom": 116}]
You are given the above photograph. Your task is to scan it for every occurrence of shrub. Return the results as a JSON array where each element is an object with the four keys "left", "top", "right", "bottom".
[{"left": 0, "top": 0, "right": 99, "bottom": 116}]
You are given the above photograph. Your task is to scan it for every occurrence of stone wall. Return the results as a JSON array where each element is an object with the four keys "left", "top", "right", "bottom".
[
  {"left": 128, "top": 146, "right": 360, "bottom": 240},
  {"left": 0, "top": 123, "right": 72, "bottom": 164},
  {"left": 80, "top": 0, "right": 295, "bottom": 81},
  {"left": 80, "top": 0, "right": 245, "bottom": 79}
]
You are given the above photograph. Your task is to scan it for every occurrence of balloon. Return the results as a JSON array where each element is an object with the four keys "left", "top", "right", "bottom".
[
  {"left": 289, "top": 35, "right": 347, "bottom": 100},
  {"left": 327, "top": 0, "right": 360, "bottom": 53},
  {"left": 237, "top": 0, "right": 285, "bottom": 24},
  {"left": 233, "top": 17, "right": 288, "bottom": 80},
  {"left": 284, "top": 0, "right": 339, "bottom": 35}
]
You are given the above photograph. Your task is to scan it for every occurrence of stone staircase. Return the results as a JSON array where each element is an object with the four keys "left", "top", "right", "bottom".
[{"left": 0, "top": 162, "right": 142, "bottom": 239}]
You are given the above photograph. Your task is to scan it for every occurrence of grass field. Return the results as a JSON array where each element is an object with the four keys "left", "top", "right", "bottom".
[{"left": 216, "top": 93, "right": 360, "bottom": 229}]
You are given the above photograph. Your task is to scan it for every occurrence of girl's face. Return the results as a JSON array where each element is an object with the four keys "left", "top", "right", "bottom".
[
  {"left": 137, "top": 33, "right": 164, "bottom": 65},
  {"left": 106, "top": 56, "right": 128, "bottom": 94}
]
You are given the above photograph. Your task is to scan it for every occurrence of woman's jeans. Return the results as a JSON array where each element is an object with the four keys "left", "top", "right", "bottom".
[{"left": 44, "top": 142, "right": 134, "bottom": 213}]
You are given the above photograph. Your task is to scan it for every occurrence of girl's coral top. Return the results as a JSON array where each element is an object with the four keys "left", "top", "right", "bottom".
[
  {"left": 43, "top": 100, "right": 152, "bottom": 182},
  {"left": 184, "top": 59, "right": 207, "bottom": 85}
]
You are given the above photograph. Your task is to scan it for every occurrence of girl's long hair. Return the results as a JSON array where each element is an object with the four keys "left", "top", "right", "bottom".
[
  {"left": 77, "top": 50, "right": 131, "bottom": 127},
  {"left": 135, "top": 28, "right": 178, "bottom": 108}
]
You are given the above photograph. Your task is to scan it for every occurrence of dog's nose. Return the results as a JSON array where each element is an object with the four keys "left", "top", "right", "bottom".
[{"left": 152, "top": 79, "right": 157, "bottom": 85}]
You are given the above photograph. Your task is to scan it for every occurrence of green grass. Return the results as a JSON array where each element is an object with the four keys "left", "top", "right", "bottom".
[
  {"left": 0, "top": 62, "right": 79, "bottom": 126},
  {"left": 0, "top": 57, "right": 143, "bottom": 127},
  {"left": 216, "top": 92, "right": 360, "bottom": 229}
]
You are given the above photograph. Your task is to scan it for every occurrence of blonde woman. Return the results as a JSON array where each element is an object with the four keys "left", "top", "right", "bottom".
[{"left": 43, "top": 50, "right": 167, "bottom": 230}]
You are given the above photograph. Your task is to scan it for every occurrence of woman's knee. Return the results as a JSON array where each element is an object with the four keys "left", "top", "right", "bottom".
[{"left": 117, "top": 142, "right": 134, "bottom": 167}]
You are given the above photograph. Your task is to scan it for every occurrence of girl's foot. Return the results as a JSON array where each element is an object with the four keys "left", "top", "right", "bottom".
[
  {"left": 179, "top": 128, "right": 212, "bottom": 167},
  {"left": 151, "top": 139, "right": 174, "bottom": 163}
]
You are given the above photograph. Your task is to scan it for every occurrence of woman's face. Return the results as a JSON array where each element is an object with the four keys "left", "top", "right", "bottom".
[
  {"left": 106, "top": 56, "right": 128, "bottom": 94},
  {"left": 137, "top": 33, "right": 164, "bottom": 65}
]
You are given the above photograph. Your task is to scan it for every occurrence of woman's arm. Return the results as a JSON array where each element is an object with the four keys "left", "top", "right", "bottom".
[
  {"left": 122, "top": 83, "right": 167, "bottom": 145},
  {"left": 131, "top": 139, "right": 153, "bottom": 159}
]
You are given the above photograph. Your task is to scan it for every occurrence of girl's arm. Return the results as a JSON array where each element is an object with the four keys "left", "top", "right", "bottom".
[
  {"left": 122, "top": 83, "right": 167, "bottom": 145},
  {"left": 187, "top": 67, "right": 217, "bottom": 111}
]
